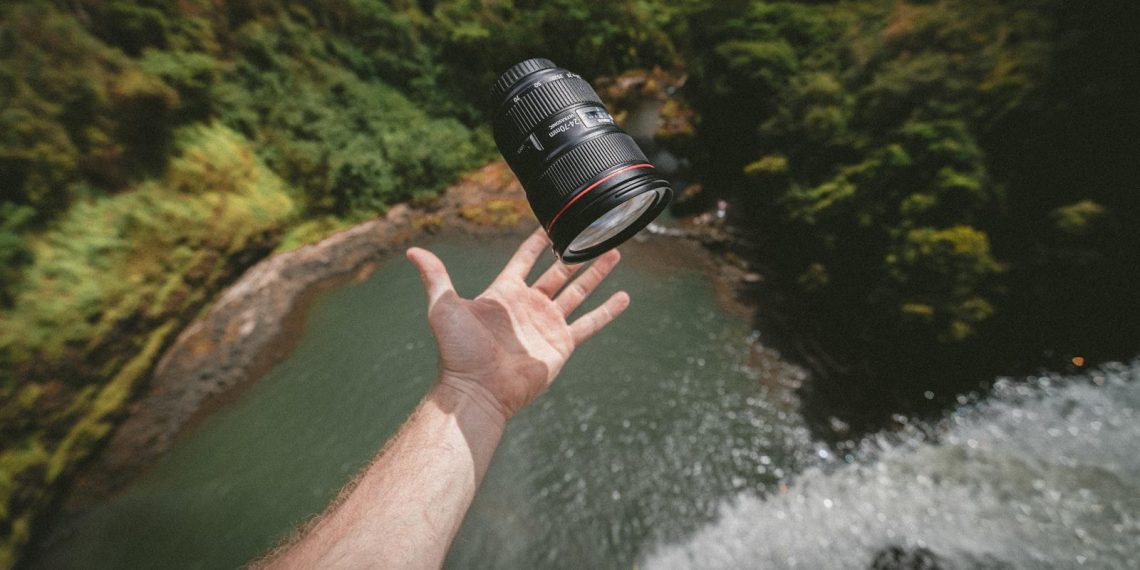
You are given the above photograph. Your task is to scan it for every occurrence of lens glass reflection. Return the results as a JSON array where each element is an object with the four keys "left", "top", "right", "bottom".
[{"left": 567, "top": 190, "right": 661, "bottom": 253}]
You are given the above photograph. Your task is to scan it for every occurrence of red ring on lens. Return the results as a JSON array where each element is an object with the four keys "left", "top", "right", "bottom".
[{"left": 545, "top": 163, "right": 654, "bottom": 233}]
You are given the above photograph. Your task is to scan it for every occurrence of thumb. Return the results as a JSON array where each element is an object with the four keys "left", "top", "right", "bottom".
[{"left": 406, "top": 247, "right": 455, "bottom": 307}]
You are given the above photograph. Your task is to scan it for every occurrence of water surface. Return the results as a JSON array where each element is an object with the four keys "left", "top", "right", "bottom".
[
  {"left": 33, "top": 236, "right": 806, "bottom": 569},
  {"left": 649, "top": 363, "right": 1140, "bottom": 569},
  {"left": 32, "top": 236, "right": 1139, "bottom": 569}
]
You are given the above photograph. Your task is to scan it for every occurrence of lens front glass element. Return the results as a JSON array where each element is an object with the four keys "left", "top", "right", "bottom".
[{"left": 567, "top": 189, "right": 661, "bottom": 253}]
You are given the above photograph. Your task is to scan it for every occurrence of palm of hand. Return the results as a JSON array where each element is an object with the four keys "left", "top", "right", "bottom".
[
  {"left": 431, "top": 282, "right": 573, "bottom": 413},
  {"left": 407, "top": 229, "right": 629, "bottom": 419}
]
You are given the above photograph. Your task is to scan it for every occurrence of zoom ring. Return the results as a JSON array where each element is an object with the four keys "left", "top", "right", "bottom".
[
  {"left": 539, "top": 132, "right": 648, "bottom": 199},
  {"left": 506, "top": 77, "right": 603, "bottom": 141},
  {"left": 490, "top": 58, "right": 554, "bottom": 102}
]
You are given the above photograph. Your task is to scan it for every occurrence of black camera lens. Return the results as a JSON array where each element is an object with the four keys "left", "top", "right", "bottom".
[{"left": 491, "top": 58, "right": 672, "bottom": 263}]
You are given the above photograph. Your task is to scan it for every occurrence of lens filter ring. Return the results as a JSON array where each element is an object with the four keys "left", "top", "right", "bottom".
[{"left": 552, "top": 174, "right": 672, "bottom": 263}]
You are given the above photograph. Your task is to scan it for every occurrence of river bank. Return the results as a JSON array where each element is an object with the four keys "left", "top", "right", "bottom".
[
  {"left": 53, "top": 159, "right": 783, "bottom": 515},
  {"left": 30, "top": 223, "right": 811, "bottom": 569},
  {"left": 54, "top": 161, "right": 520, "bottom": 502}
]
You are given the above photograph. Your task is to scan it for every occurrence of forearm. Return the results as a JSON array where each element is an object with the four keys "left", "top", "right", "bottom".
[{"left": 258, "top": 379, "right": 507, "bottom": 569}]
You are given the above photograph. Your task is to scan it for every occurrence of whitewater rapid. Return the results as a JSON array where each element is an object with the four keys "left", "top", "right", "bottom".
[{"left": 646, "top": 361, "right": 1140, "bottom": 569}]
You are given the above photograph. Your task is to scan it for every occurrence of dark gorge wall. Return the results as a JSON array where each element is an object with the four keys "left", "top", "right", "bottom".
[{"left": 668, "top": 0, "right": 1140, "bottom": 433}]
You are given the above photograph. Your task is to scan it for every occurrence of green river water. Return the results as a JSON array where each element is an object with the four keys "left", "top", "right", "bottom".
[
  {"left": 31, "top": 236, "right": 808, "bottom": 569},
  {"left": 30, "top": 235, "right": 1140, "bottom": 569}
]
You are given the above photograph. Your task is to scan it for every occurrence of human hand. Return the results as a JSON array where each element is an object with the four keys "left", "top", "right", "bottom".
[{"left": 406, "top": 229, "right": 629, "bottom": 423}]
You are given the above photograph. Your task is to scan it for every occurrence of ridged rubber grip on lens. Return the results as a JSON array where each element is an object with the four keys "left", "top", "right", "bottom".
[
  {"left": 506, "top": 77, "right": 603, "bottom": 141},
  {"left": 538, "top": 132, "right": 649, "bottom": 199},
  {"left": 490, "top": 58, "right": 555, "bottom": 102}
]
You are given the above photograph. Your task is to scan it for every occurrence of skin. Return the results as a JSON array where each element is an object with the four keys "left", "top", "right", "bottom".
[{"left": 253, "top": 228, "right": 630, "bottom": 569}]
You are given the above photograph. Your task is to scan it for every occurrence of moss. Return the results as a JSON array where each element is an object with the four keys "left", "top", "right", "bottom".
[
  {"left": 744, "top": 155, "right": 789, "bottom": 177},
  {"left": 2, "top": 124, "right": 294, "bottom": 374},
  {"left": 274, "top": 217, "right": 354, "bottom": 254},
  {"left": 901, "top": 303, "right": 935, "bottom": 319},
  {"left": 0, "top": 439, "right": 49, "bottom": 519},
  {"left": 458, "top": 199, "right": 529, "bottom": 227},
  {"left": 655, "top": 97, "right": 695, "bottom": 142},
  {"left": 411, "top": 213, "right": 444, "bottom": 232},
  {"left": 47, "top": 322, "right": 175, "bottom": 483},
  {"left": 0, "top": 124, "right": 296, "bottom": 566},
  {"left": 0, "top": 513, "right": 31, "bottom": 569},
  {"left": 0, "top": 438, "right": 48, "bottom": 568},
  {"left": 1051, "top": 200, "right": 1107, "bottom": 237}
]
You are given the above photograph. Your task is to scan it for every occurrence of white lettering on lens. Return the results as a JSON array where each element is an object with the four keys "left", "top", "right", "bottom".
[{"left": 548, "top": 119, "right": 581, "bottom": 137}]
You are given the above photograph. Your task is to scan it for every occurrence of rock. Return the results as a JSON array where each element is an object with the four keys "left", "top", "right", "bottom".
[
  {"left": 869, "top": 546, "right": 945, "bottom": 570},
  {"left": 70, "top": 161, "right": 533, "bottom": 498}
]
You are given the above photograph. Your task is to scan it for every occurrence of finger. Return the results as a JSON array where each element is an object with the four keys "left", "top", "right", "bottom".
[
  {"left": 406, "top": 247, "right": 455, "bottom": 307},
  {"left": 555, "top": 249, "right": 621, "bottom": 316},
  {"left": 532, "top": 260, "right": 582, "bottom": 297},
  {"left": 570, "top": 291, "right": 630, "bottom": 345},
  {"left": 496, "top": 227, "right": 550, "bottom": 282}
]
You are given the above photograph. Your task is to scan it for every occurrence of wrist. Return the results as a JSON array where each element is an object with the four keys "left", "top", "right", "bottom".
[{"left": 431, "top": 375, "right": 511, "bottom": 429}]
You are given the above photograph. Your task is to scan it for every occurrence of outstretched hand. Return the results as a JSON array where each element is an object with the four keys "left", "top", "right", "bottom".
[{"left": 406, "top": 228, "right": 629, "bottom": 422}]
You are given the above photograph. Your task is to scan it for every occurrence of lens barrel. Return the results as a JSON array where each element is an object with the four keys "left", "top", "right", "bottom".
[{"left": 491, "top": 58, "right": 672, "bottom": 263}]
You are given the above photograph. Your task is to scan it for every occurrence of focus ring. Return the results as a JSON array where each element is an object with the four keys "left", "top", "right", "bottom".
[
  {"left": 506, "top": 77, "right": 602, "bottom": 141},
  {"left": 490, "top": 58, "right": 555, "bottom": 102},
  {"left": 539, "top": 132, "right": 648, "bottom": 199}
]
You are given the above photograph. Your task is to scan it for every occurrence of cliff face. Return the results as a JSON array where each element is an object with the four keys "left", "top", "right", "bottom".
[{"left": 669, "top": 0, "right": 1140, "bottom": 432}]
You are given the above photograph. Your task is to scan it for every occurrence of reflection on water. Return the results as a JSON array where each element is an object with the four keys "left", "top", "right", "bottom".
[{"left": 647, "top": 362, "right": 1140, "bottom": 569}]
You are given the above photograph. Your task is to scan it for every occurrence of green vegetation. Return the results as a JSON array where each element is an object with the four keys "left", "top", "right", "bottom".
[
  {"left": 670, "top": 0, "right": 1139, "bottom": 424},
  {"left": 0, "top": 124, "right": 295, "bottom": 567},
  {"left": 1, "top": 0, "right": 1137, "bottom": 565},
  {"left": 0, "top": 1, "right": 681, "bottom": 565}
]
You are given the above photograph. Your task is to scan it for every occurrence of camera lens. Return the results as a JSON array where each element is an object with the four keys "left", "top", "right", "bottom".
[{"left": 491, "top": 58, "right": 672, "bottom": 263}]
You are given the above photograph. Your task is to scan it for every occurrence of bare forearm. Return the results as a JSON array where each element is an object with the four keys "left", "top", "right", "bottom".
[
  {"left": 258, "top": 380, "right": 507, "bottom": 569},
  {"left": 257, "top": 233, "right": 627, "bottom": 568}
]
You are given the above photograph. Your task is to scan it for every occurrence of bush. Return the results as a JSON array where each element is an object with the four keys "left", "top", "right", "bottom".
[{"left": 0, "top": 124, "right": 294, "bottom": 563}]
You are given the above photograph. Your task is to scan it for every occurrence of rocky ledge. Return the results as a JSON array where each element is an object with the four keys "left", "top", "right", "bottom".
[
  {"left": 66, "top": 158, "right": 784, "bottom": 501},
  {"left": 71, "top": 161, "right": 534, "bottom": 498}
]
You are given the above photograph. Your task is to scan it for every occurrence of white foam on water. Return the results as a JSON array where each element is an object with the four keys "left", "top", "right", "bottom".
[{"left": 644, "top": 362, "right": 1140, "bottom": 569}]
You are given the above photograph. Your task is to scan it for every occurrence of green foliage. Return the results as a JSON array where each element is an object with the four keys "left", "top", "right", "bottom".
[
  {"left": 0, "top": 205, "right": 35, "bottom": 305},
  {"left": 1051, "top": 200, "right": 1107, "bottom": 238},
  {"left": 887, "top": 225, "right": 1003, "bottom": 341},
  {"left": 3, "top": 124, "right": 291, "bottom": 369},
  {"left": 215, "top": 21, "right": 486, "bottom": 215},
  {"left": 680, "top": 0, "right": 1139, "bottom": 372},
  {"left": 3, "top": 0, "right": 1137, "bottom": 563},
  {"left": 294, "top": 0, "right": 685, "bottom": 122},
  {"left": 0, "top": 4, "right": 178, "bottom": 215},
  {"left": 0, "top": 124, "right": 294, "bottom": 565},
  {"left": 137, "top": 49, "right": 222, "bottom": 121}
]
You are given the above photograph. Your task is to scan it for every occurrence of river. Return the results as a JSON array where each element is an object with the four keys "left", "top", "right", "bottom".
[{"left": 29, "top": 235, "right": 1139, "bottom": 569}]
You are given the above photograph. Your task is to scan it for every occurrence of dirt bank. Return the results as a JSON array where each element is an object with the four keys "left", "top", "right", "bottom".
[
  {"left": 63, "top": 161, "right": 533, "bottom": 501},
  {"left": 61, "top": 159, "right": 797, "bottom": 506}
]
